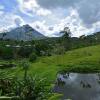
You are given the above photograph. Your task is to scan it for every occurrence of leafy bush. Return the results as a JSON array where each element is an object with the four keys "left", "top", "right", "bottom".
[
  {"left": 0, "top": 61, "right": 53, "bottom": 100},
  {"left": 29, "top": 53, "right": 37, "bottom": 62},
  {"left": 18, "top": 47, "right": 33, "bottom": 58},
  {"left": 0, "top": 76, "right": 51, "bottom": 100},
  {"left": 48, "top": 93, "right": 63, "bottom": 100},
  {"left": 14, "top": 76, "right": 51, "bottom": 100},
  {"left": 0, "top": 47, "right": 13, "bottom": 59}
]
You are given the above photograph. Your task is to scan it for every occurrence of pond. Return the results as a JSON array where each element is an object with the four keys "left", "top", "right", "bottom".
[{"left": 53, "top": 73, "right": 100, "bottom": 100}]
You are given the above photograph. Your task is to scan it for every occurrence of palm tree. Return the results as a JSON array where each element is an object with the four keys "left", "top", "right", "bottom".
[
  {"left": 20, "top": 61, "right": 30, "bottom": 81},
  {"left": 60, "top": 27, "right": 72, "bottom": 50},
  {"left": 60, "top": 27, "right": 71, "bottom": 39}
]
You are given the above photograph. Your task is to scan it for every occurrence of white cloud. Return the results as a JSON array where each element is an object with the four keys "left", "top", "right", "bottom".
[
  {"left": 0, "top": 13, "right": 25, "bottom": 32},
  {"left": 0, "top": 11, "right": 4, "bottom": 15},
  {"left": 36, "top": 8, "right": 52, "bottom": 16},
  {"left": 29, "top": 20, "right": 50, "bottom": 36},
  {"left": 28, "top": 9, "right": 88, "bottom": 37},
  {"left": 53, "top": 9, "right": 96, "bottom": 37},
  {"left": 28, "top": 8, "right": 99, "bottom": 37},
  {"left": 0, "top": 0, "right": 99, "bottom": 37},
  {"left": 17, "top": 0, "right": 52, "bottom": 16},
  {"left": 17, "top": 0, "right": 39, "bottom": 16}
]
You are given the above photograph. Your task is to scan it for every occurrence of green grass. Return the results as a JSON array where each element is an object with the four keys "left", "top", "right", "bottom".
[{"left": 0, "top": 45, "right": 100, "bottom": 82}]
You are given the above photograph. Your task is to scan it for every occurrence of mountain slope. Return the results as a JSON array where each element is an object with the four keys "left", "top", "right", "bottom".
[{"left": 0, "top": 24, "right": 45, "bottom": 41}]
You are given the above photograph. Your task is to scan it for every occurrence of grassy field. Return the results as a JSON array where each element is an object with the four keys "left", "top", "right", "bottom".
[{"left": 0, "top": 44, "right": 100, "bottom": 82}]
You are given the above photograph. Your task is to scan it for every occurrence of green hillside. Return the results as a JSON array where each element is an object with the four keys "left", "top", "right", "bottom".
[{"left": 7, "top": 44, "right": 100, "bottom": 82}]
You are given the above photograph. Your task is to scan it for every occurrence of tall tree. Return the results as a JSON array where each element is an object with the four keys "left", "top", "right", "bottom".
[
  {"left": 60, "top": 27, "right": 72, "bottom": 50},
  {"left": 61, "top": 27, "right": 71, "bottom": 39}
]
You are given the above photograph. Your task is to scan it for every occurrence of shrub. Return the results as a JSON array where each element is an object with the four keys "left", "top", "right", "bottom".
[
  {"left": 18, "top": 47, "right": 33, "bottom": 58},
  {"left": 0, "top": 76, "right": 52, "bottom": 100},
  {"left": 0, "top": 47, "right": 13, "bottom": 59},
  {"left": 48, "top": 93, "right": 63, "bottom": 100},
  {"left": 29, "top": 53, "right": 37, "bottom": 62}
]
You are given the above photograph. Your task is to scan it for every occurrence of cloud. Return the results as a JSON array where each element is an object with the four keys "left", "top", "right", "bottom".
[
  {"left": 37, "top": 0, "right": 100, "bottom": 29},
  {"left": 17, "top": 0, "right": 52, "bottom": 17},
  {"left": 0, "top": 11, "right": 4, "bottom": 15},
  {"left": 17, "top": 0, "right": 39, "bottom": 16},
  {"left": 14, "top": 17, "right": 25, "bottom": 27},
  {"left": 28, "top": 8, "right": 99, "bottom": 37},
  {"left": 0, "top": 12, "right": 25, "bottom": 32},
  {"left": 27, "top": 9, "right": 77, "bottom": 37},
  {"left": 29, "top": 20, "right": 51, "bottom": 36},
  {"left": 0, "top": 0, "right": 100, "bottom": 37},
  {"left": 37, "top": 0, "right": 79, "bottom": 9},
  {"left": 36, "top": 8, "right": 51, "bottom": 16},
  {"left": 76, "top": 0, "right": 100, "bottom": 26}
]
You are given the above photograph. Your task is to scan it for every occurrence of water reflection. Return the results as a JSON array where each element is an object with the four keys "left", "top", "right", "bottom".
[{"left": 54, "top": 73, "right": 100, "bottom": 100}]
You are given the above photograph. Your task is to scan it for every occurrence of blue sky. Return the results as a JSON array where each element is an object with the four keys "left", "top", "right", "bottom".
[{"left": 0, "top": 0, "right": 100, "bottom": 37}]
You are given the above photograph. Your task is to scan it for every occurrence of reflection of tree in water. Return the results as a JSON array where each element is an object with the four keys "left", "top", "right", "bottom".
[
  {"left": 80, "top": 81, "right": 91, "bottom": 88},
  {"left": 63, "top": 73, "right": 70, "bottom": 79},
  {"left": 56, "top": 78, "right": 66, "bottom": 86},
  {"left": 97, "top": 73, "right": 100, "bottom": 79},
  {"left": 97, "top": 73, "right": 100, "bottom": 84},
  {"left": 56, "top": 73, "right": 70, "bottom": 86}
]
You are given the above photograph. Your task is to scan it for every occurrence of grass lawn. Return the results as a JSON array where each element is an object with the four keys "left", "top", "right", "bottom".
[{"left": 0, "top": 45, "right": 100, "bottom": 82}]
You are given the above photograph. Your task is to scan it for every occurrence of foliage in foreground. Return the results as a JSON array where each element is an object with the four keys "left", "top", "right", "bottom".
[
  {"left": 0, "top": 76, "right": 52, "bottom": 100},
  {"left": 48, "top": 93, "right": 63, "bottom": 100},
  {"left": 0, "top": 61, "right": 52, "bottom": 100}
]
